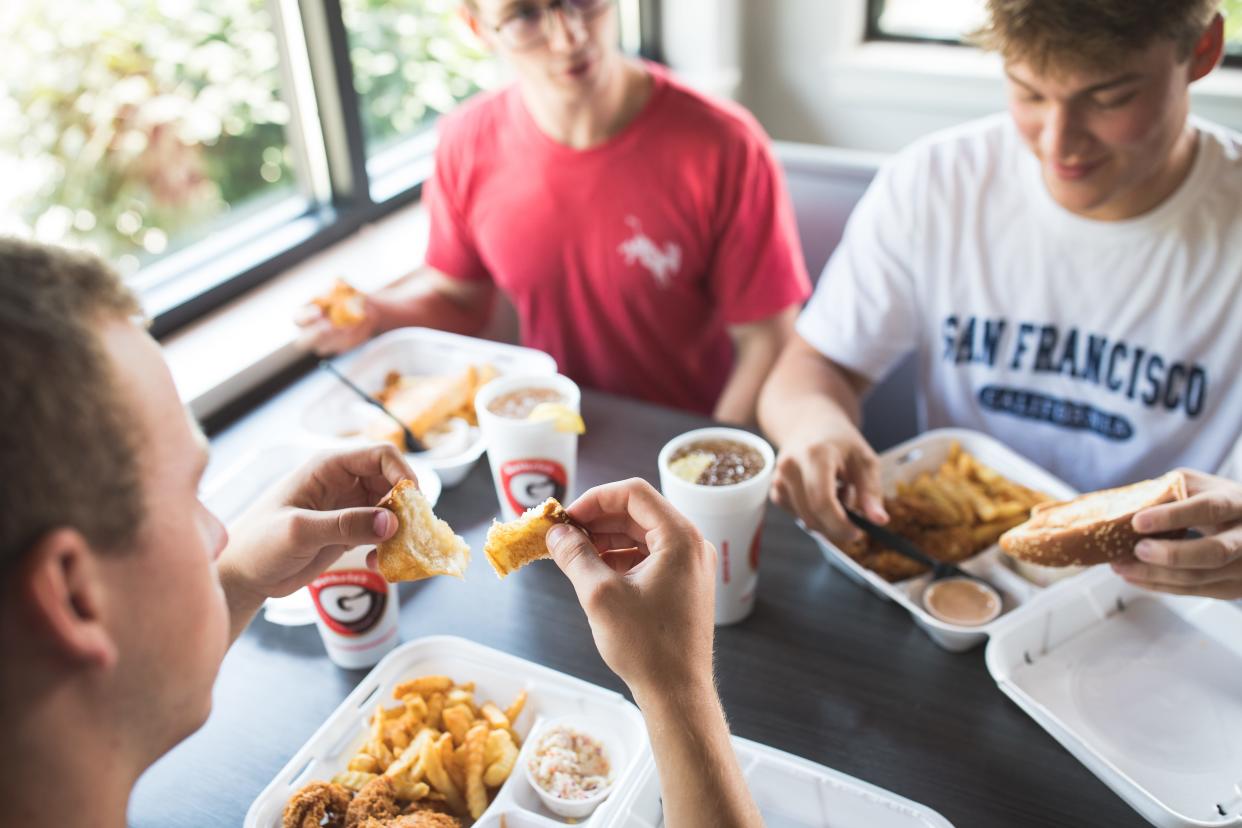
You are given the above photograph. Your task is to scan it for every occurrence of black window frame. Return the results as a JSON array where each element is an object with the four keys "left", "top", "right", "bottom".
[
  {"left": 864, "top": 0, "right": 1242, "bottom": 70},
  {"left": 148, "top": 0, "right": 661, "bottom": 340}
]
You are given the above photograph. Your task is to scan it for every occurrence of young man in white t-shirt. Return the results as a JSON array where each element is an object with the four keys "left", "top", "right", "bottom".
[{"left": 759, "top": 0, "right": 1242, "bottom": 600}]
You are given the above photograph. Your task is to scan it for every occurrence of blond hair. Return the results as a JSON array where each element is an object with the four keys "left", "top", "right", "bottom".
[
  {"left": 974, "top": 0, "right": 1221, "bottom": 73},
  {"left": 0, "top": 239, "right": 146, "bottom": 567}
]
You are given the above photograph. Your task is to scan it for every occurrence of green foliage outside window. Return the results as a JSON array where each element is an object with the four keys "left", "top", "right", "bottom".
[
  {"left": 0, "top": 0, "right": 496, "bottom": 278},
  {"left": 343, "top": 0, "right": 499, "bottom": 155},
  {"left": 1225, "top": 0, "right": 1242, "bottom": 54},
  {"left": 0, "top": 0, "right": 295, "bottom": 275}
]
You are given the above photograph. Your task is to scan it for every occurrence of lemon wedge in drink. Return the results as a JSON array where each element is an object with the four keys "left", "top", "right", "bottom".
[{"left": 527, "top": 402, "right": 586, "bottom": 434}]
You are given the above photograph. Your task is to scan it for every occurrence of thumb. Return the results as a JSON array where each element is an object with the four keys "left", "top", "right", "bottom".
[
  {"left": 854, "top": 456, "right": 889, "bottom": 525},
  {"left": 295, "top": 507, "right": 397, "bottom": 549},
  {"left": 546, "top": 523, "right": 614, "bottom": 599},
  {"left": 293, "top": 303, "right": 324, "bottom": 326}
]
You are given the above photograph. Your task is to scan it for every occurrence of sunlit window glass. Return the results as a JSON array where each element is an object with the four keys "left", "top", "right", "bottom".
[
  {"left": 872, "top": 0, "right": 1242, "bottom": 58},
  {"left": 0, "top": 0, "right": 301, "bottom": 278},
  {"left": 342, "top": 0, "right": 499, "bottom": 159}
]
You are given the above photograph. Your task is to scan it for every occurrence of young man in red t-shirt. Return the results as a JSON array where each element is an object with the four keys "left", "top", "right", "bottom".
[{"left": 299, "top": 0, "right": 810, "bottom": 424}]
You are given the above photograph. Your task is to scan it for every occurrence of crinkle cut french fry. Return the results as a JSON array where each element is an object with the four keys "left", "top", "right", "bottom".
[
  {"left": 422, "top": 731, "right": 467, "bottom": 816},
  {"left": 480, "top": 701, "right": 510, "bottom": 730},
  {"left": 332, "top": 770, "right": 377, "bottom": 791},
  {"left": 442, "top": 703, "right": 474, "bottom": 747},
  {"left": 503, "top": 689, "right": 527, "bottom": 725},
  {"left": 393, "top": 675, "right": 453, "bottom": 698},
  {"left": 483, "top": 730, "right": 518, "bottom": 787},
  {"left": 464, "top": 723, "right": 490, "bottom": 819}
]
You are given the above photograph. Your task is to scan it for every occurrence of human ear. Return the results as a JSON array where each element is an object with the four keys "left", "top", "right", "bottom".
[
  {"left": 1188, "top": 13, "right": 1225, "bottom": 82},
  {"left": 18, "top": 528, "right": 119, "bottom": 670},
  {"left": 458, "top": 3, "right": 492, "bottom": 51}
]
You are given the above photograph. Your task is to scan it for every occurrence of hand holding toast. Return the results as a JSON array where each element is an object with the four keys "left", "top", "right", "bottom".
[
  {"left": 545, "top": 478, "right": 763, "bottom": 828},
  {"left": 543, "top": 478, "right": 717, "bottom": 700},
  {"left": 218, "top": 444, "right": 413, "bottom": 622},
  {"left": 295, "top": 288, "right": 380, "bottom": 356},
  {"left": 1111, "top": 469, "right": 1242, "bottom": 599}
]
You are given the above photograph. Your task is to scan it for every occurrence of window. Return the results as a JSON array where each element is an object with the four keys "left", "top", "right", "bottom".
[
  {"left": 0, "top": 0, "right": 304, "bottom": 280},
  {"left": 344, "top": 0, "right": 498, "bottom": 162},
  {"left": 868, "top": 0, "right": 1242, "bottom": 66},
  {"left": 0, "top": 0, "right": 652, "bottom": 333}
]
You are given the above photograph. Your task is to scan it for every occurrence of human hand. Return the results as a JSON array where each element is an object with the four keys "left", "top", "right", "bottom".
[
  {"left": 544, "top": 479, "right": 718, "bottom": 701},
  {"left": 218, "top": 444, "right": 414, "bottom": 602},
  {"left": 294, "top": 294, "right": 380, "bottom": 356},
  {"left": 1111, "top": 469, "right": 1242, "bottom": 600},
  {"left": 770, "top": 418, "right": 887, "bottom": 546}
]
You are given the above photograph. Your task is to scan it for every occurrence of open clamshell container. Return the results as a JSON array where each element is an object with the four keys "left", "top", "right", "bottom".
[
  {"left": 301, "top": 328, "right": 558, "bottom": 487},
  {"left": 807, "top": 428, "right": 1084, "bottom": 652},
  {"left": 607, "top": 736, "right": 954, "bottom": 828},
  {"left": 246, "top": 637, "right": 957, "bottom": 828},
  {"left": 986, "top": 567, "right": 1242, "bottom": 828}
]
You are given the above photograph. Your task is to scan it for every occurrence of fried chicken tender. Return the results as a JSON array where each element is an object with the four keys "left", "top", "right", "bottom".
[
  {"left": 358, "top": 814, "right": 461, "bottom": 828},
  {"left": 346, "top": 776, "right": 400, "bottom": 828},
  {"left": 282, "top": 781, "right": 351, "bottom": 828}
]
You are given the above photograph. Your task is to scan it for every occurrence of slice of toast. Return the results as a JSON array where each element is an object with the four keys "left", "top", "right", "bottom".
[
  {"left": 312, "top": 278, "right": 366, "bottom": 328},
  {"left": 376, "top": 479, "right": 471, "bottom": 582},
  {"left": 999, "top": 471, "right": 1187, "bottom": 567},
  {"left": 483, "top": 498, "right": 572, "bottom": 578}
]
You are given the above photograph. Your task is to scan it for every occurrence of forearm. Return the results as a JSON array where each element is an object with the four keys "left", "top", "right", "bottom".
[
  {"left": 714, "top": 343, "right": 777, "bottom": 426},
  {"left": 715, "top": 309, "right": 798, "bottom": 426},
  {"left": 368, "top": 267, "right": 491, "bottom": 337},
  {"left": 758, "top": 339, "right": 868, "bottom": 447},
  {"left": 633, "top": 680, "right": 762, "bottom": 828}
]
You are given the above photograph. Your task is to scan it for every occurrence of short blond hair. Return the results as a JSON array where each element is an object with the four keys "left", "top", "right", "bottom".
[
  {"left": 0, "top": 239, "right": 146, "bottom": 567},
  {"left": 974, "top": 0, "right": 1221, "bottom": 73}
]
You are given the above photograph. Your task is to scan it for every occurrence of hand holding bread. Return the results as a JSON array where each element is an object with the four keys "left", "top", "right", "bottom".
[
  {"left": 543, "top": 479, "right": 718, "bottom": 702},
  {"left": 1109, "top": 469, "right": 1242, "bottom": 600},
  {"left": 998, "top": 468, "right": 1242, "bottom": 601}
]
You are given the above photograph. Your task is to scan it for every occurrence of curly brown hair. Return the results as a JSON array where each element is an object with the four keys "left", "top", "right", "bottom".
[
  {"left": 973, "top": 0, "right": 1221, "bottom": 73},
  {"left": 0, "top": 239, "right": 146, "bottom": 568}
]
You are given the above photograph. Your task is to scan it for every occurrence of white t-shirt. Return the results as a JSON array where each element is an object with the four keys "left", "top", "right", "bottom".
[{"left": 797, "top": 114, "right": 1242, "bottom": 492}]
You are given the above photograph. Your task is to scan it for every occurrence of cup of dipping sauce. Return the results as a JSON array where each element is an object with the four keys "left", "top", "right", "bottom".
[{"left": 922, "top": 577, "right": 1002, "bottom": 627}]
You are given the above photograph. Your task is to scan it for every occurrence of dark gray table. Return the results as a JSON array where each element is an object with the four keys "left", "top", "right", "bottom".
[{"left": 130, "top": 385, "right": 1144, "bottom": 828}]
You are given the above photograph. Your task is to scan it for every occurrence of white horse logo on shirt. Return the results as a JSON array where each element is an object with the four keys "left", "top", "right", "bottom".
[{"left": 618, "top": 215, "right": 682, "bottom": 289}]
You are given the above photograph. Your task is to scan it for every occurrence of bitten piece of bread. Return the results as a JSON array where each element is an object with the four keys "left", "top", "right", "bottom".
[
  {"left": 999, "top": 471, "right": 1187, "bottom": 567},
  {"left": 377, "top": 479, "right": 471, "bottom": 582},
  {"left": 484, "top": 498, "right": 572, "bottom": 578}
]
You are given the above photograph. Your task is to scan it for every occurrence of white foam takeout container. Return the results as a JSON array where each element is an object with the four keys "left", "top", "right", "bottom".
[
  {"left": 244, "top": 635, "right": 650, "bottom": 828},
  {"left": 202, "top": 443, "right": 442, "bottom": 627},
  {"left": 807, "top": 428, "right": 1083, "bottom": 652},
  {"left": 301, "top": 328, "right": 558, "bottom": 488},
  {"left": 607, "top": 735, "right": 954, "bottom": 828},
  {"left": 986, "top": 566, "right": 1242, "bottom": 828},
  {"left": 245, "top": 636, "right": 958, "bottom": 828}
]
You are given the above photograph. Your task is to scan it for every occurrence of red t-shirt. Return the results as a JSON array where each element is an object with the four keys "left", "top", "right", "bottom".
[{"left": 423, "top": 62, "right": 810, "bottom": 414}]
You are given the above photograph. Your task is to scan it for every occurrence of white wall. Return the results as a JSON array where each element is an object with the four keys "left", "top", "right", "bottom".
[{"left": 668, "top": 0, "right": 1242, "bottom": 153}]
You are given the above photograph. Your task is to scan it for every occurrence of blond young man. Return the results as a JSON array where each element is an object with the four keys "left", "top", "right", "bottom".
[
  {"left": 759, "top": 0, "right": 1242, "bottom": 599},
  {"left": 0, "top": 240, "right": 761, "bottom": 827},
  {"left": 298, "top": 0, "right": 809, "bottom": 425}
]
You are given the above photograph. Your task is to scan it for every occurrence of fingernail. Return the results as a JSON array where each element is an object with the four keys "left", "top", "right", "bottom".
[
  {"left": 373, "top": 510, "right": 395, "bottom": 538},
  {"left": 546, "top": 523, "right": 572, "bottom": 548},
  {"left": 1132, "top": 513, "right": 1152, "bottom": 533},
  {"left": 1135, "top": 541, "right": 1157, "bottom": 562}
]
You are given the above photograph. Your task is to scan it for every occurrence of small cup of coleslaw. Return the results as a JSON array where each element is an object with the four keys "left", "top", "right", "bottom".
[{"left": 523, "top": 715, "right": 621, "bottom": 819}]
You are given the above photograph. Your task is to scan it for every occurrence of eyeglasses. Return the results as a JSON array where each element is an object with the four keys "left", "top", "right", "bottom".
[{"left": 489, "top": 0, "right": 614, "bottom": 51}]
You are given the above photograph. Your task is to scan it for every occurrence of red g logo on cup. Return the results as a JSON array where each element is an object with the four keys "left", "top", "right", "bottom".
[
  {"left": 500, "top": 458, "right": 567, "bottom": 514},
  {"left": 309, "top": 570, "right": 388, "bottom": 637},
  {"left": 749, "top": 519, "right": 764, "bottom": 572}
]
